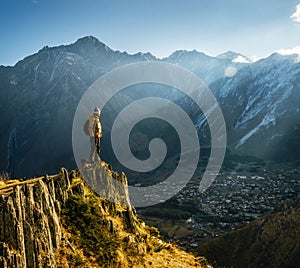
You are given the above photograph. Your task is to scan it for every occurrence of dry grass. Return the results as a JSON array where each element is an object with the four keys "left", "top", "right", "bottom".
[
  {"left": 60, "top": 170, "right": 211, "bottom": 267},
  {"left": 1, "top": 165, "right": 211, "bottom": 267},
  {"left": 143, "top": 247, "right": 211, "bottom": 268}
]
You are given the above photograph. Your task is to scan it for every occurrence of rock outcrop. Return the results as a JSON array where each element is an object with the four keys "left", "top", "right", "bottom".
[
  {"left": 0, "top": 168, "right": 71, "bottom": 267},
  {"left": 0, "top": 163, "right": 209, "bottom": 267}
]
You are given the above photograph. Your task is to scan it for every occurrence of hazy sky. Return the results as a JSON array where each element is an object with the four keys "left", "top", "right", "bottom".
[{"left": 1, "top": 0, "right": 300, "bottom": 66}]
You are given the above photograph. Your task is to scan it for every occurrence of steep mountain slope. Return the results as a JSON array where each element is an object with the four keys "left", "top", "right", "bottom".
[
  {"left": 0, "top": 163, "right": 210, "bottom": 267},
  {"left": 197, "top": 197, "right": 300, "bottom": 268},
  {"left": 165, "top": 49, "right": 300, "bottom": 161},
  {"left": 0, "top": 36, "right": 157, "bottom": 177},
  {"left": 210, "top": 53, "right": 300, "bottom": 160}
]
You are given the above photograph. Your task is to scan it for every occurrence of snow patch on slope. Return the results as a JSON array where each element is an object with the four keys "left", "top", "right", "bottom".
[
  {"left": 235, "top": 114, "right": 276, "bottom": 148},
  {"left": 232, "top": 55, "right": 251, "bottom": 63}
]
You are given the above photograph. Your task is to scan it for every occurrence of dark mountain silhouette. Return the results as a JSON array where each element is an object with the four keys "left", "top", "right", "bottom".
[{"left": 0, "top": 36, "right": 157, "bottom": 177}]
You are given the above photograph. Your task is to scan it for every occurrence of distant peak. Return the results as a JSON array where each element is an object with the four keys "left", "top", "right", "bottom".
[
  {"left": 266, "top": 52, "right": 300, "bottom": 62},
  {"left": 133, "top": 51, "right": 156, "bottom": 59},
  {"left": 217, "top": 51, "right": 251, "bottom": 63},
  {"left": 217, "top": 51, "right": 239, "bottom": 58},
  {"left": 71, "top": 36, "right": 113, "bottom": 53},
  {"left": 75, "top": 36, "right": 103, "bottom": 45},
  {"left": 172, "top": 49, "right": 205, "bottom": 55},
  {"left": 168, "top": 49, "right": 209, "bottom": 60}
]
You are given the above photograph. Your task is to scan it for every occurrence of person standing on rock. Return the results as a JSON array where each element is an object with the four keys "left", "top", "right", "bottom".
[{"left": 88, "top": 107, "right": 102, "bottom": 164}]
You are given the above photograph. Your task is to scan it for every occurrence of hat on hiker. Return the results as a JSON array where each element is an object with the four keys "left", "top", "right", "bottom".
[{"left": 94, "top": 107, "right": 100, "bottom": 116}]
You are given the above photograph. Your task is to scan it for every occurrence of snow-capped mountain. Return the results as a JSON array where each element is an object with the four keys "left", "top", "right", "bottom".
[
  {"left": 217, "top": 51, "right": 252, "bottom": 63},
  {"left": 213, "top": 53, "right": 300, "bottom": 161},
  {"left": 165, "top": 49, "right": 249, "bottom": 85},
  {"left": 0, "top": 36, "right": 299, "bottom": 177}
]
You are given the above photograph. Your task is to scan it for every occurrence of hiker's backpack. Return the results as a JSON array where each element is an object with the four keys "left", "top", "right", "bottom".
[{"left": 83, "top": 119, "right": 90, "bottom": 136}]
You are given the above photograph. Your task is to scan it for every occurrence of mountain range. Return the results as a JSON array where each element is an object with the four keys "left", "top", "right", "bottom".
[{"left": 0, "top": 36, "right": 299, "bottom": 178}]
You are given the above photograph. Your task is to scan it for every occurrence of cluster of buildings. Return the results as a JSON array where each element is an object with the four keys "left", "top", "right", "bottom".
[{"left": 173, "top": 165, "right": 299, "bottom": 241}]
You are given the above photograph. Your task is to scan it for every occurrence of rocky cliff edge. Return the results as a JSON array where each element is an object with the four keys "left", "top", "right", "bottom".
[{"left": 0, "top": 163, "right": 210, "bottom": 267}]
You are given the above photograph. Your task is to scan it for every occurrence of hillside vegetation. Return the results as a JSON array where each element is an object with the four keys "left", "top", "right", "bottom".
[
  {"left": 0, "top": 163, "right": 210, "bottom": 267},
  {"left": 197, "top": 197, "right": 300, "bottom": 268}
]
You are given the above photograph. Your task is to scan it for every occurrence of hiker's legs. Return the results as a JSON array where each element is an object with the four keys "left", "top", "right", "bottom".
[
  {"left": 95, "top": 137, "right": 101, "bottom": 162},
  {"left": 89, "top": 137, "right": 96, "bottom": 162}
]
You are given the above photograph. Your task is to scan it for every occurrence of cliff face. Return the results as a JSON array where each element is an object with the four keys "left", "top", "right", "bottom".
[
  {"left": 0, "top": 168, "right": 71, "bottom": 267},
  {"left": 0, "top": 164, "right": 209, "bottom": 267}
]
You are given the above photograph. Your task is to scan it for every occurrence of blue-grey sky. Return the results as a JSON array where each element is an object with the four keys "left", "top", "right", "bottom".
[{"left": 1, "top": 0, "right": 300, "bottom": 66}]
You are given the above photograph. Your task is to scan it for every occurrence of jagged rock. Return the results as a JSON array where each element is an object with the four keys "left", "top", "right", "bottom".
[
  {"left": 123, "top": 207, "right": 139, "bottom": 234},
  {"left": 0, "top": 163, "right": 209, "bottom": 267},
  {"left": 0, "top": 163, "right": 135, "bottom": 268},
  {"left": 71, "top": 182, "right": 84, "bottom": 196},
  {"left": 109, "top": 219, "right": 115, "bottom": 234},
  {"left": 0, "top": 179, "right": 62, "bottom": 268},
  {"left": 81, "top": 163, "right": 131, "bottom": 207}
]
